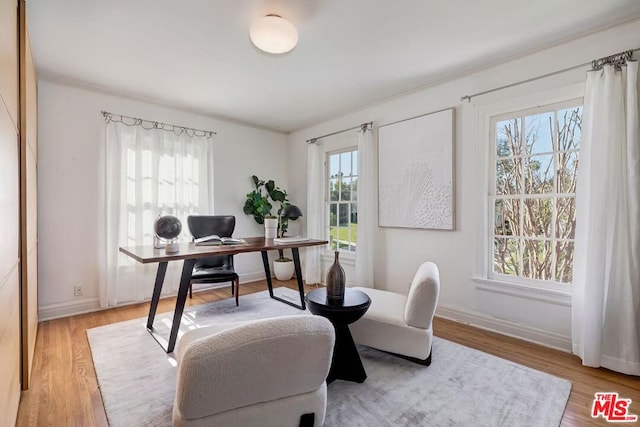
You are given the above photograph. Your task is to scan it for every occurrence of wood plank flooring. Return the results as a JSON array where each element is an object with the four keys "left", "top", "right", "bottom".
[{"left": 16, "top": 281, "right": 640, "bottom": 426}]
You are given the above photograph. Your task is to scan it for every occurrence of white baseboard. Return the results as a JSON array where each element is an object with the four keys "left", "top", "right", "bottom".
[
  {"left": 435, "top": 304, "right": 572, "bottom": 352},
  {"left": 38, "top": 271, "right": 271, "bottom": 321},
  {"left": 39, "top": 297, "right": 102, "bottom": 321}
]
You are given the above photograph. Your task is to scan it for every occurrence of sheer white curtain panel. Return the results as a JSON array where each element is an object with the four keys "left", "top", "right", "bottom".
[
  {"left": 305, "top": 142, "right": 324, "bottom": 284},
  {"left": 99, "top": 122, "right": 214, "bottom": 307},
  {"left": 572, "top": 61, "right": 640, "bottom": 375},
  {"left": 355, "top": 127, "right": 376, "bottom": 287}
]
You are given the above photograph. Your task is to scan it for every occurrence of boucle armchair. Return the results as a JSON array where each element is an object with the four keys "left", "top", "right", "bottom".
[
  {"left": 349, "top": 261, "right": 440, "bottom": 365},
  {"left": 173, "top": 315, "right": 335, "bottom": 427}
]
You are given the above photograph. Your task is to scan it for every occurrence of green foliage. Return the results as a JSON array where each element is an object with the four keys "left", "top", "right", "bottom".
[{"left": 243, "top": 175, "right": 291, "bottom": 235}]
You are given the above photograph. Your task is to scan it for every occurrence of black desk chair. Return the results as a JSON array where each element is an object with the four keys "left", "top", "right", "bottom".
[{"left": 187, "top": 215, "right": 240, "bottom": 306}]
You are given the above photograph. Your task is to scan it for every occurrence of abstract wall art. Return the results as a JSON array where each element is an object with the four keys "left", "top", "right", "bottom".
[{"left": 378, "top": 108, "right": 455, "bottom": 230}]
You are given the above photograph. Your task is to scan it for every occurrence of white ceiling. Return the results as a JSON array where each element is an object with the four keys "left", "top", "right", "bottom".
[{"left": 28, "top": 1, "right": 640, "bottom": 133}]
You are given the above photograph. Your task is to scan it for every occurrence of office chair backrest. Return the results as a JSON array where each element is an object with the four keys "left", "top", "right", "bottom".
[
  {"left": 187, "top": 215, "right": 236, "bottom": 239},
  {"left": 187, "top": 215, "right": 236, "bottom": 269}
]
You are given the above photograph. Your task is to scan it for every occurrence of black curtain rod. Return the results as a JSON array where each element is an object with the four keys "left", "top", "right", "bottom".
[
  {"left": 461, "top": 47, "right": 639, "bottom": 103},
  {"left": 306, "top": 121, "right": 373, "bottom": 143},
  {"left": 102, "top": 111, "right": 217, "bottom": 137}
]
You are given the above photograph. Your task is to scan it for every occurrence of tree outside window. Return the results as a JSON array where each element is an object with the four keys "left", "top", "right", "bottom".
[{"left": 491, "top": 102, "right": 582, "bottom": 284}]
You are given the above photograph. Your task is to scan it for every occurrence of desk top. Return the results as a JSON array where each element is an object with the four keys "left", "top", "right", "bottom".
[{"left": 119, "top": 237, "right": 328, "bottom": 264}]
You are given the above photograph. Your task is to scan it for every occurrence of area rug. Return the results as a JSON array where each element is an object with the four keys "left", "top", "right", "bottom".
[{"left": 87, "top": 288, "right": 571, "bottom": 427}]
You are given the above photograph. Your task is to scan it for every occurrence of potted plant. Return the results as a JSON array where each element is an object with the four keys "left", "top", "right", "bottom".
[{"left": 243, "top": 175, "right": 296, "bottom": 280}]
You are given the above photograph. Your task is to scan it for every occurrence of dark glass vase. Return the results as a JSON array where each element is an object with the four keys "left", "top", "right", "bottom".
[{"left": 326, "top": 251, "right": 345, "bottom": 302}]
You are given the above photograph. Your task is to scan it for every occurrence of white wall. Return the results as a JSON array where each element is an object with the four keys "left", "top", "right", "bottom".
[
  {"left": 287, "top": 19, "right": 640, "bottom": 351},
  {"left": 38, "top": 80, "right": 289, "bottom": 319}
]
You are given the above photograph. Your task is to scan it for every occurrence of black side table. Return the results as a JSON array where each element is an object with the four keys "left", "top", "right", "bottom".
[{"left": 305, "top": 288, "right": 371, "bottom": 383}]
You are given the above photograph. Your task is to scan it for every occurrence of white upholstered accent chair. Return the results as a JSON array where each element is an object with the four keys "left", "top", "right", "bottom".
[
  {"left": 173, "top": 315, "right": 335, "bottom": 427},
  {"left": 349, "top": 261, "right": 440, "bottom": 365}
]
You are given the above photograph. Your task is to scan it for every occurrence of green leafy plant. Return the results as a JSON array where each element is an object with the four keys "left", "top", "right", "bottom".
[{"left": 243, "top": 175, "right": 293, "bottom": 261}]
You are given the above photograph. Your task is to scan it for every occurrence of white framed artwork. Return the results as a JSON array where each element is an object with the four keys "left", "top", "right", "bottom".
[{"left": 378, "top": 108, "right": 455, "bottom": 230}]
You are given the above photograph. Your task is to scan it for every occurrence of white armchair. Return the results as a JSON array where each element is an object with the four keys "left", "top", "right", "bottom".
[
  {"left": 173, "top": 315, "right": 335, "bottom": 427},
  {"left": 349, "top": 261, "right": 440, "bottom": 365}
]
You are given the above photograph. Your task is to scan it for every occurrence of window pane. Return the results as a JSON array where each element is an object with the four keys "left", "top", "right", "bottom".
[
  {"left": 340, "top": 178, "right": 351, "bottom": 201},
  {"left": 329, "top": 154, "right": 340, "bottom": 178},
  {"left": 525, "top": 112, "right": 554, "bottom": 155},
  {"left": 494, "top": 238, "right": 520, "bottom": 276},
  {"left": 351, "top": 177, "right": 358, "bottom": 201},
  {"left": 329, "top": 227, "right": 338, "bottom": 250},
  {"left": 557, "top": 151, "right": 578, "bottom": 194},
  {"left": 494, "top": 199, "right": 517, "bottom": 236},
  {"left": 496, "top": 199, "right": 522, "bottom": 236},
  {"left": 558, "top": 107, "right": 582, "bottom": 150},
  {"left": 126, "top": 148, "right": 136, "bottom": 178},
  {"left": 329, "top": 204, "right": 337, "bottom": 227},
  {"left": 555, "top": 241, "right": 574, "bottom": 283},
  {"left": 523, "top": 198, "right": 552, "bottom": 238},
  {"left": 127, "top": 178, "right": 136, "bottom": 206},
  {"left": 496, "top": 118, "right": 521, "bottom": 157},
  {"left": 522, "top": 239, "right": 552, "bottom": 281},
  {"left": 496, "top": 159, "right": 517, "bottom": 195},
  {"left": 556, "top": 197, "right": 576, "bottom": 240},
  {"left": 524, "top": 155, "right": 554, "bottom": 194},
  {"left": 329, "top": 179, "right": 339, "bottom": 201},
  {"left": 336, "top": 227, "right": 350, "bottom": 250},
  {"left": 340, "top": 151, "right": 352, "bottom": 176},
  {"left": 338, "top": 204, "right": 349, "bottom": 226},
  {"left": 350, "top": 202, "right": 358, "bottom": 224}
]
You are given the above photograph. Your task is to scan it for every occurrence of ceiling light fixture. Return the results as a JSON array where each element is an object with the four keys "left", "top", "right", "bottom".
[{"left": 249, "top": 14, "right": 298, "bottom": 54}]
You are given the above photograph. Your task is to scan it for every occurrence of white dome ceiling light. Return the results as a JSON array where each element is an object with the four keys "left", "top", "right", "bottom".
[{"left": 249, "top": 14, "right": 298, "bottom": 54}]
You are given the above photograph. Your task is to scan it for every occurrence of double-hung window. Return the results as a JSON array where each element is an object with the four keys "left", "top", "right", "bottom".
[
  {"left": 489, "top": 100, "right": 582, "bottom": 286},
  {"left": 103, "top": 120, "right": 214, "bottom": 306},
  {"left": 327, "top": 148, "right": 358, "bottom": 252}
]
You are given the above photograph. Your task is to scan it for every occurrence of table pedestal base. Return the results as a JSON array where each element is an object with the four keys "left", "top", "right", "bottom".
[{"left": 327, "top": 325, "right": 367, "bottom": 384}]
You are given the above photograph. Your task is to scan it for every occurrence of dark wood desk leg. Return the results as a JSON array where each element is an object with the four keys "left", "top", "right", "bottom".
[
  {"left": 261, "top": 251, "right": 274, "bottom": 297},
  {"left": 166, "top": 258, "right": 196, "bottom": 353},
  {"left": 292, "top": 248, "right": 306, "bottom": 310},
  {"left": 146, "top": 261, "right": 168, "bottom": 329},
  {"left": 263, "top": 249, "right": 305, "bottom": 310}
]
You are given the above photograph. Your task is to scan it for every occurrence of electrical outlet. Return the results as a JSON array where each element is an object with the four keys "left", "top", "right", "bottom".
[{"left": 74, "top": 284, "right": 84, "bottom": 297}]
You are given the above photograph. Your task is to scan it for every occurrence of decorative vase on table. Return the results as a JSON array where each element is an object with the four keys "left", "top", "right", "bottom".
[
  {"left": 326, "top": 251, "right": 345, "bottom": 302},
  {"left": 264, "top": 217, "right": 278, "bottom": 239}
]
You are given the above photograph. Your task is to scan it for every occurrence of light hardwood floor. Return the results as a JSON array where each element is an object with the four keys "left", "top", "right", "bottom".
[{"left": 17, "top": 280, "right": 640, "bottom": 426}]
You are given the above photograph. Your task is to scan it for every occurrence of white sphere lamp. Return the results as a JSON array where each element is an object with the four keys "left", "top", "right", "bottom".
[{"left": 250, "top": 14, "right": 298, "bottom": 54}]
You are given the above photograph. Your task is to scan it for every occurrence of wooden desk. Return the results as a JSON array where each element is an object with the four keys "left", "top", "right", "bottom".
[{"left": 119, "top": 237, "right": 327, "bottom": 352}]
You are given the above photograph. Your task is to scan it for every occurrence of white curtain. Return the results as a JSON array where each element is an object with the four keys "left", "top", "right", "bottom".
[
  {"left": 305, "top": 141, "right": 324, "bottom": 284},
  {"left": 572, "top": 61, "right": 640, "bottom": 375},
  {"left": 355, "top": 126, "right": 376, "bottom": 287},
  {"left": 99, "top": 121, "right": 214, "bottom": 307}
]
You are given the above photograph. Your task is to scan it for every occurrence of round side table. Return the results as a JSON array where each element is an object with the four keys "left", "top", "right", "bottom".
[{"left": 305, "top": 288, "right": 371, "bottom": 383}]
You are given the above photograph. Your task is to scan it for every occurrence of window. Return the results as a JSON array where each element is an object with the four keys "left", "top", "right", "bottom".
[
  {"left": 104, "top": 120, "right": 214, "bottom": 306},
  {"left": 490, "top": 100, "right": 582, "bottom": 285},
  {"left": 124, "top": 142, "right": 205, "bottom": 246},
  {"left": 327, "top": 148, "right": 358, "bottom": 252}
]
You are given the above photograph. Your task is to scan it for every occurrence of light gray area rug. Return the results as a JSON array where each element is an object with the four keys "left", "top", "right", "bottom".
[{"left": 87, "top": 288, "right": 571, "bottom": 427}]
